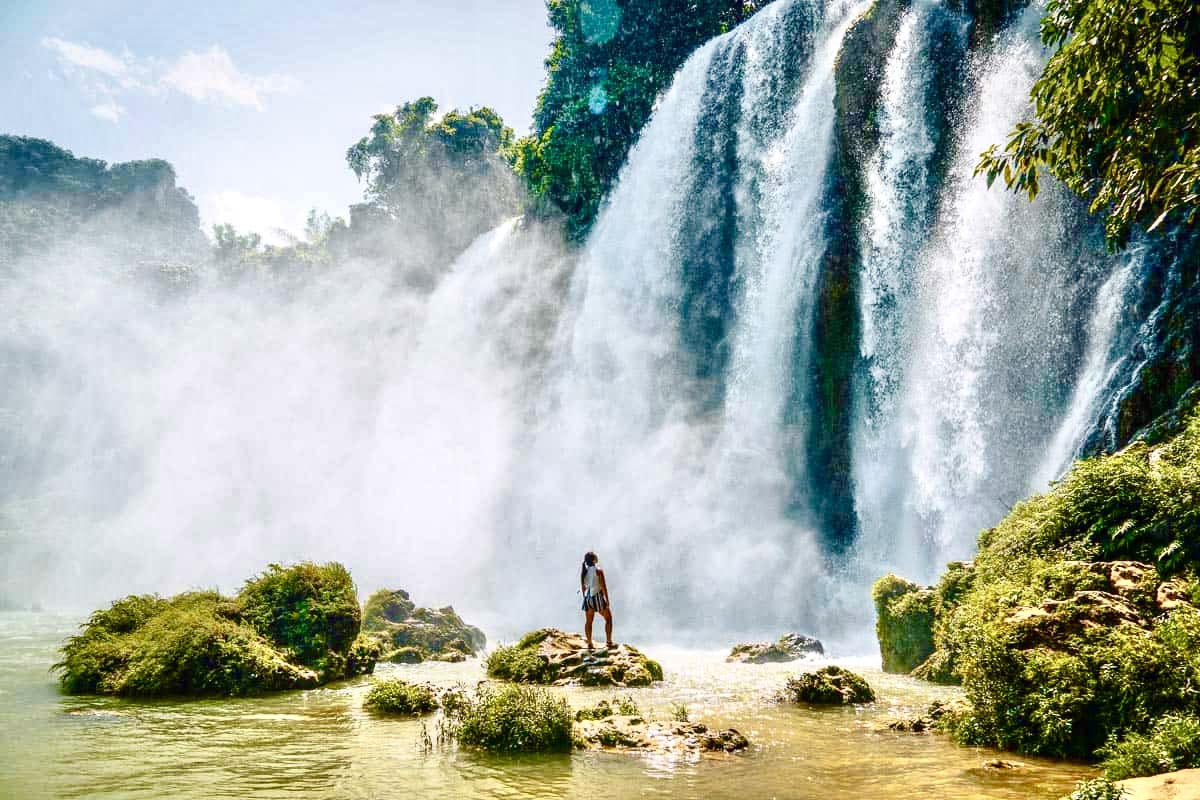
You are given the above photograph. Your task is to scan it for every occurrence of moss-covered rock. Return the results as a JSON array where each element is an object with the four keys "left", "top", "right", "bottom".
[
  {"left": 55, "top": 562, "right": 376, "bottom": 697},
  {"left": 486, "top": 628, "right": 662, "bottom": 687},
  {"left": 361, "top": 588, "right": 486, "bottom": 663},
  {"left": 905, "top": 395, "right": 1200, "bottom": 761},
  {"left": 727, "top": 633, "right": 824, "bottom": 663},
  {"left": 781, "top": 666, "right": 875, "bottom": 705},
  {"left": 872, "top": 574, "right": 935, "bottom": 673}
]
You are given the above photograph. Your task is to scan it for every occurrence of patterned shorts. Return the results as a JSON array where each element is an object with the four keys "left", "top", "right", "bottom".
[{"left": 582, "top": 593, "right": 609, "bottom": 612}]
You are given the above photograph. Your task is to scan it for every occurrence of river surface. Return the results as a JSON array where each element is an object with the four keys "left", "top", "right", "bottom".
[{"left": 0, "top": 613, "right": 1095, "bottom": 799}]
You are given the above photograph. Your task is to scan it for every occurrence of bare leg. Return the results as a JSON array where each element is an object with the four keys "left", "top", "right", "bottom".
[
  {"left": 601, "top": 608, "right": 614, "bottom": 647},
  {"left": 584, "top": 609, "right": 595, "bottom": 648}
]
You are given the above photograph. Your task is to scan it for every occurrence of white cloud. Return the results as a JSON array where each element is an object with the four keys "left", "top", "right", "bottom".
[
  {"left": 162, "top": 47, "right": 299, "bottom": 110},
  {"left": 42, "top": 37, "right": 132, "bottom": 79},
  {"left": 90, "top": 101, "right": 125, "bottom": 123},
  {"left": 41, "top": 38, "right": 298, "bottom": 120}
]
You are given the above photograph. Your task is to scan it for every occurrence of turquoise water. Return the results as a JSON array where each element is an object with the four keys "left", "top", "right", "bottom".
[{"left": 0, "top": 613, "right": 1094, "bottom": 799}]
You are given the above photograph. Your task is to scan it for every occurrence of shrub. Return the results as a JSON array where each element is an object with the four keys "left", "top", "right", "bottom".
[
  {"left": 486, "top": 644, "right": 549, "bottom": 683},
  {"left": 447, "top": 684, "right": 573, "bottom": 753},
  {"left": 55, "top": 591, "right": 318, "bottom": 696},
  {"left": 363, "top": 678, "right": 438, "bottom": 715},
  {"left": 237, "top": 562, "right": 361, "bottom": 670},
  {"left": 782, "top": 666, "right": 875, "bottom": 705},
  {"left": 1067, "top": 778, "right": 1127, "bottom": 800},
  {"left": 1100, "top": 714, "right": 1200, "bottom": 780},
  {"left": 56, "top": 562, "right": 374, "bottom": 697}
]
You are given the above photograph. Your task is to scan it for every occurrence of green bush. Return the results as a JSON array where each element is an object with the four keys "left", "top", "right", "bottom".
[
  {"left": 237, "top": 562, "right": 361, "bottom": 671},
  {"left": 486, "top": 643, "right": 549, "bottom": 683},
  {"left": 782, "top": 666, "right": 875, "bottom": 705},
  {"left": 1066, "top": 778, "right": 1127, "bottom": 800},
  {"left": 1100, "top": 714, "right": 1200, "bottom": 780},
  {"left": 363, "top": 678, "right": 438, "bottom": 715},
  {"left": 56, "top": 562, "right": 374, "bottom": 696},
  {"left": 447, "top": 684, "right": 573, "bottom": 752},
  {"left": 912, "top": 395, "right": 1200, "bottom": 759},
  {"left": 55, "top": 591, "right": 317, "bottom": 696}
]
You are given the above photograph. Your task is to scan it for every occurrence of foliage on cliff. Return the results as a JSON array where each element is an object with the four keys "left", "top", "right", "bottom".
[
  {"left": 55, "top": 561, "right": 377, "bottom": 696},
  {"left": 0, "top": 135, "right": 207, "bottom": 268},
  {"left": 361, "top": 587, "right": 486, "bottom": 663},
  {"left": 891, "top": 389, "right": 1200, "bottom": 761},
  {"left": 978, "top": 0, "right": 1200, "bottom": 246},
  {"left": 514, "top": 0, "right": 770, "bottom": 238},
  {"left": 337, "top": 98, "right": 521, "bottom": 279}
]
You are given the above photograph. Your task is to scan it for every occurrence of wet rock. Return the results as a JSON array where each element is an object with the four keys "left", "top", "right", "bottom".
[
  {"left": 362, "top": 588, "right": 486, "bottom": 663},
  {"left": 727, "top": 633, "right": 824, "bottom": 663},
  {"left": 488, "top": 629, "right": 663, "bottom": 688},
  {"left": 884, "top": 716, "right": 931, "bottom": 733},
  {"left": 982, "top": 759, "right": 1025, "bottom": 770},
  {"left": 781, "top": 665, "right": 875, "bottom": 705},
  {"left": 574, "top": 715, "right": 749, "bottom": 755},
  {"left": 1004, "top": 590, "right": 1149, "bottom": 648}
]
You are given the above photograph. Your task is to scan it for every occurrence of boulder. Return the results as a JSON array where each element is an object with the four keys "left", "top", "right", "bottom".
[
  {"left": 781, "top": 665, "right": 875, "bottom": 705},
  {"left": 487, "top": 628, "right": 663, "bottom": 687},
  {"left": 362, "top": 588, "right": 486, "bottom": 662},
  {"left": 574, "top": 714, "right": 749, "bottom": 755},
  {"left": 872, "top": 574, "right": 935, "bottom": 673},
  {"left": 727, "top": 633, "right": 824, "bottom": 663},
  {"left": 1117, "top": 768, "right": 1200, "bottom": 800}
]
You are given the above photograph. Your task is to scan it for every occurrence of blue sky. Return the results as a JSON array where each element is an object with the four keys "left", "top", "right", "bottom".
[{"left": 1, "top": 1, "right": 553, "bottom": 242}]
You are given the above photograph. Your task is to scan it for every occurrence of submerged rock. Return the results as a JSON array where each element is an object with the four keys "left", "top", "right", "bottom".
[
  {"left": 55, "top": 562, "right": 377, "bottom": 697},
  {"left": 727, "top": 633, "right": 824, "bottom": 663},
  {"left": 574, "top": 714, "right": 749, "bottom": 755},
  {"left": 487, "top": 628, "right": 663, "bottom": 687},
  {"left": 362, "top": 588, "right": 486, "bottom": 663},
  {"left": 781, "top": 666, "right": 875, "bottom": 705}
]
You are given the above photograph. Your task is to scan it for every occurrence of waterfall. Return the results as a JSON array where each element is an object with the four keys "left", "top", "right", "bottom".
[
  {"left": 850, "top": 1, "right": 1130, "bottom": 578},
  {"left": 3, "top": 0, "right": 1180, "bottom": 645},
  {"left": 510, "top": 0, "right": 871, "bottom": 638},
  {"left": 851, "top": 0, "right": 967, "bottom": 576}
]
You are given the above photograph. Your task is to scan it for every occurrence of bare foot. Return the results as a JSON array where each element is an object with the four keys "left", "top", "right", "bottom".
[{"left": 606, "top": 641, "right": 615, "bottom": 648}]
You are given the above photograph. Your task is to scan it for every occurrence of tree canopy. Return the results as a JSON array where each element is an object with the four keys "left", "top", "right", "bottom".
[
  {"left": 515, "top": 0, "right": 769, "bottom": 238},
  {"left": 977, "top": 0, "right": 1200, "bottom": 246}
]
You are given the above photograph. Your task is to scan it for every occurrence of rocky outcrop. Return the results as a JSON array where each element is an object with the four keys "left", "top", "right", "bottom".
[
  {"left": 872, "top": 575, "right": 935, "bottom": 673},
  {"left": 1117, "top": 768, "right": 1200, "bottom": 800},
  {"left": 487, "top": 629, "right": 663, "bottom": 687},
  {"left": 362, "top": 588, "right": 486, "bottom": 663},
  {"left": 727, "top": 633, "right": 824, "bottom": 663},
  {"left": 574, "top": 709, "right": 749, "bottom": 755},
  {"left": 781, "top": 665, "right": 875, "bottom": 705}
]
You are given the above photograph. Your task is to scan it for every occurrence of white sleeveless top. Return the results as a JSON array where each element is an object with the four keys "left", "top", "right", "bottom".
[{"left": 583, "top": 564, "right": 601, "bottom": 595}]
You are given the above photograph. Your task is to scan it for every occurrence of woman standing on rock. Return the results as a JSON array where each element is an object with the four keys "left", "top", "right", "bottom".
[{"left": 581, "top": 551, "right": 614, "bottom": 650}]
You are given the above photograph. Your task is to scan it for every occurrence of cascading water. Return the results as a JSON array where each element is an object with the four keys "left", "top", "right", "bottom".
[
  {"left": 2, "top": 0, "right": 1184, "bottom": 650},
  {"left": 508, "top": 0, "right": 871, "bottom": 639},
  {"left": 848, "top": 1, "right": 1132, "bottom": 581}
]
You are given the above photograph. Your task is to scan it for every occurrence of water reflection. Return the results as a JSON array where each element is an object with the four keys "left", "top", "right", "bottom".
[{"left": 0, "top": 614, "right": 1094, "bottom": 800}]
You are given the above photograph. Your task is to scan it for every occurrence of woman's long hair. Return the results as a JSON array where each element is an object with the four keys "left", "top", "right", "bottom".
[{"left": 581, "top": 551, "right": 598, "bottom": 584}]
